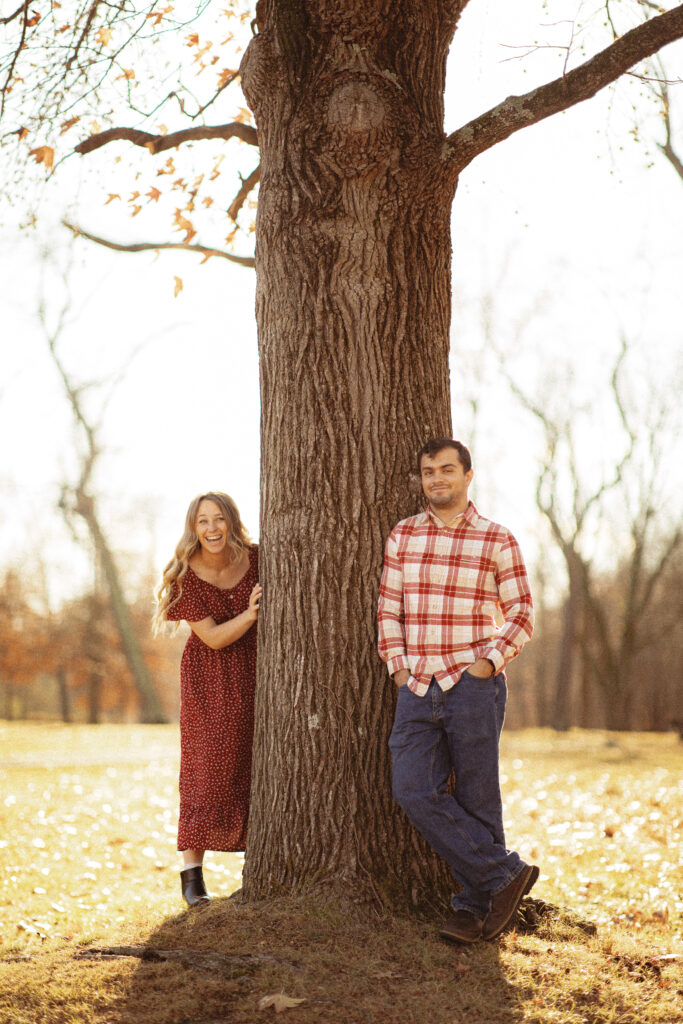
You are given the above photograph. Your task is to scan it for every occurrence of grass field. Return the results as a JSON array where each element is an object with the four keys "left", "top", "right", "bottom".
[{"left": 0, "top": 723, "right": 680, "bottom": 1023}]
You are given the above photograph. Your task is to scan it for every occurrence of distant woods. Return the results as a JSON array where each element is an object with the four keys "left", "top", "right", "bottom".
[
  {"left": 1, "top": 514, "right": 680, "bottom": 730},
  {"left": 0, "top": 566, "right": 182, "bottom": 724}
]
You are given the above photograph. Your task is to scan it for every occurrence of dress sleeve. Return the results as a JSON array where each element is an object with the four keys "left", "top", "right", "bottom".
[{"left": 166, "top": 570, "right": 210, "bottom": 623}]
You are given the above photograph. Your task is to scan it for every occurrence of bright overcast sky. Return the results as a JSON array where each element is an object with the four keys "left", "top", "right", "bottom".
[{"left": 1, "top": 0, "right": 681, "bottom": 605}]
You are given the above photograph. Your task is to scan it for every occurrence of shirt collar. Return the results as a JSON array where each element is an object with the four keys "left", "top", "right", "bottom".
[{"left": 425, "top": 500, "right": 479, "bottom": 530}]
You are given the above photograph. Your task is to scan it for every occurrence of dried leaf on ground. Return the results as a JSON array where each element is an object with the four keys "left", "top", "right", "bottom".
[{"left": 258, "top": 993, "right": 306, "bottom": 1013}]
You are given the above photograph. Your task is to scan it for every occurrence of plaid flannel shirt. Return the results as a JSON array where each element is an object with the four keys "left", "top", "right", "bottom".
[{"left": 377, "top": 502, "right": 534, "bottom": 696}]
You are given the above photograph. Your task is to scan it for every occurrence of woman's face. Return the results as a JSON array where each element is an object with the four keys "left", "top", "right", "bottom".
[{"left": 195, "top": 499, "right": 229, "bottom": 554}]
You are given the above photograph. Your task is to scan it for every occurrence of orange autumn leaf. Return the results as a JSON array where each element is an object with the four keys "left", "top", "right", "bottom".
[
  {"left": 173, "top": 277, "right": 183, "bottom": 298},
  {"left": 29, "top": 146, "right": 54, "bottom": 170},
  {"left": 209, "top": 155, "right": 225, "bottom": 182},
  {"left": 95, "top": 26, "right": 112, "bottom": 46},
  {"left": 27, "top": 11, "right": 41, "bottom": 27},
  {"left": 234, "top": 107, "right": 254, "bottom": 125},
  {"left": 146, "top": 5, "right": 173, "bottom": 26},
  {"left": 105, "top": 193, "right": 121, "bottom": 205},
  {"left": 186, "top": 33, "right": 199, "bottom": 47},
  {"left": 59, "top": 116, "right": 80, "bottom": 135},
  {"left": 157, "top": 157, "right": 175, "bottom": 176},
  {"left": 217, "top": 67, "right": 237, "bottom": 89},
  {"left": 202, "top": 196, "right": 214, "bottom": 208},
  {"left": 130, "top": 204, "right": 142, "bottom": 217},
  {"left": 17, "top": 127, "right": 29, "bottom": 141},
  {"left": 146, "top": 187, "right": 161, "bottom": 203},
  {"left": 173, "top": 209, "right": 196, "bottom": 243}
]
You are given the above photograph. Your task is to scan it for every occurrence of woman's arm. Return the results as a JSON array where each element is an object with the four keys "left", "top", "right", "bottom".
[{"left": 188, "top": 584, "right": 261, "bottom": 650}]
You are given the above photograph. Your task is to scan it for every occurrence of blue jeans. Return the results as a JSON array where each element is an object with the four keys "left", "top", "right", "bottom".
[{"left": 389, "top": 673, "right": 525, "bottom": 919}]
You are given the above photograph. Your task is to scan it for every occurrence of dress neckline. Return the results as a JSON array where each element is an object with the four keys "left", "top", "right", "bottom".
[{"left": 188, "top": 548, "right": 252, "bottom": 592}]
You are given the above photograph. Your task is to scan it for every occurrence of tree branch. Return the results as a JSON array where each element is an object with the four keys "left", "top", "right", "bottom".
[
  {"left": 75, "top": 121, "right": 258, "bottom": 156},
  {"left": 228, "top": 164, "right": 261, "bottom": 222},
  {"left": 657, "top": 81, "right": 683, "bottom": 181},
  {"left": 0, "top": 2, "right": 27, "bottom": 25},
  {"left": 446, "top": 3, "right": 683, "bottom": 173},
  {"left": 63, "top": 221, "right": 255, "bottom": 268}
]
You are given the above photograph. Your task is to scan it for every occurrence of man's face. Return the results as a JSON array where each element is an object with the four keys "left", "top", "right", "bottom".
[{"left": 420, "top": 448, "right": 473, "bottom": 511}]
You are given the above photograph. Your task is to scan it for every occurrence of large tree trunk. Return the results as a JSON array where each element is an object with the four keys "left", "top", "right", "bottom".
[{"left": 241, "top": 2, "right": 462, "bottom": 906}]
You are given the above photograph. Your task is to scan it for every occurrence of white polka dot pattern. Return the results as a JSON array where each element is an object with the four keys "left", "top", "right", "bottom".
[{"left": 167, "top": 545, "right": 258, "bottom": 851}]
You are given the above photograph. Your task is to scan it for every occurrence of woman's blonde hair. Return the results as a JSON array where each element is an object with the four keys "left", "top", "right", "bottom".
[{"left": 152, "top": 492, "right": 251, "bottom": 634}]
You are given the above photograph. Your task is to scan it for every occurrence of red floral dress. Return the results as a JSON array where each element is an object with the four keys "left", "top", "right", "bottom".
[{"left": 167, "top": 545, "right": 258, "bottom": 851}]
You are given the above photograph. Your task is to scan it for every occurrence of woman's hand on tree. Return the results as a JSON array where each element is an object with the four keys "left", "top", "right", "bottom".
[{"left": 248, "top": 584, "right": 262, "bottom": 620}]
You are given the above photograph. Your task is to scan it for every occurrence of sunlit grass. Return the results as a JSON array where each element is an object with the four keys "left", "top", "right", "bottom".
[
  {"left": 499, "top": 729, "right": 681, "bottom": 935},
  {"left": 0, "top": 724, "right": 681, "bottom": 1024},
  {"left": 0, "top": 723, "right": 243, "bottom": 955}
]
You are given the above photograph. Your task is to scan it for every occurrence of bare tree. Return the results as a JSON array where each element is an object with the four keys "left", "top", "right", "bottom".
[
  {"left": 39, "top": 275, "right": 167, "bottom": 724},
  {"left": 509, "top": 339, "right": 682, "bottom": 730}
]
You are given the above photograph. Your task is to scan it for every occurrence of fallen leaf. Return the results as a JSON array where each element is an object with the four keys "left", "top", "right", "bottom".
[{"left": 258, "top": 993, "right": 306, "bottom": 1013}]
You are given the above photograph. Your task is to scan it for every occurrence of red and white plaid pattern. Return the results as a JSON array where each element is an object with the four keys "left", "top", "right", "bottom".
[{"left": 378, "top": 502, "right": 534, "bottom": 696}]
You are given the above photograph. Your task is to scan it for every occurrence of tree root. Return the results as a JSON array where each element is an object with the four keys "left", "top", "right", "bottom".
[{"left": 74, "top": 945, "right": 307, "bottom": 978}]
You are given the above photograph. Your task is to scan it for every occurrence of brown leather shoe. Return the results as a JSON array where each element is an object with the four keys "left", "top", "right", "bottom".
[
  {"left": 439, "top": 909, "right": 484, "bottom": 943},
  {"left": 483, "top": 864, "right": 539, "bottom": 940}
]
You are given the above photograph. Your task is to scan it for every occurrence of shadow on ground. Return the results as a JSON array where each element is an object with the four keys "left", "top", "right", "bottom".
[{"left": 78, "top": 892, "right": 531, "bottom": 1024}]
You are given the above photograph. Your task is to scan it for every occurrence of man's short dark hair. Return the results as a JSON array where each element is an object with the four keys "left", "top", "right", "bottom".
[{"left": 417, "top": 438, "right": 472, "bottom": 474}]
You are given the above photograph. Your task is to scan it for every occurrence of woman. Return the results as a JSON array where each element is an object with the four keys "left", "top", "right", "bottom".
[{"left": 154, "top": 492, "right": 261, "bottom": 906}]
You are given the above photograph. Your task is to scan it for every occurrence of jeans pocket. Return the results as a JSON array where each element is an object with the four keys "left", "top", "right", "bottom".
[{"left": 462, "top": 670, "right": 495, "bottom": 687}]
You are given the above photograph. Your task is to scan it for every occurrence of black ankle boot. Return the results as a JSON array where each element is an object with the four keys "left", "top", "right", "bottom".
[{"left": 180, "top": 866, "right": 210, "bottom": 906}]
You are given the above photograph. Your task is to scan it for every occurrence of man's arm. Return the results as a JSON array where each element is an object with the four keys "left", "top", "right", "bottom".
[
  {"left": 484, "top": 532, "right": 535, "bottom": 673},
  {"left": 377, "top": 530, "right": 410, "bottom": 682}
]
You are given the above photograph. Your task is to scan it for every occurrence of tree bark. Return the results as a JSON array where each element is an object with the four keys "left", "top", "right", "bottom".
[
  {"left": 56, "top": 667, "right": 72, "bottom": 723},
  {"left": 551, "top": 550, "right": 583, "bottom": 732},
  {"left": 241, "top": 1, "right": 462, "bottom": 906}
]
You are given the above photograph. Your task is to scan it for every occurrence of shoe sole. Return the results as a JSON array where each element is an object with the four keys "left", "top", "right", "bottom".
[
  {"left": 483, "top": 864, "right": 540, "bottom": 940},
  {"left": 439, "top": 926, "right": 482, "bottom": 944}
]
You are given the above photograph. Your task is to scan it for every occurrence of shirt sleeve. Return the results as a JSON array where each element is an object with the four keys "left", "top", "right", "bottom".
[
  {"left": 166, "top": 571, "right": 210, "bottom": 623},
  {"left": 377, "top": 529, "right": 410, "bottom": 676},
  {"left": 484, "top": 532, "right": 534, "bottom": 672}
]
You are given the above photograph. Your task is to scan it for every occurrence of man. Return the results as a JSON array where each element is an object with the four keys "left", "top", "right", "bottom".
[{"left": 378, "top": 438, "right": 538, "bottom": 943}]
